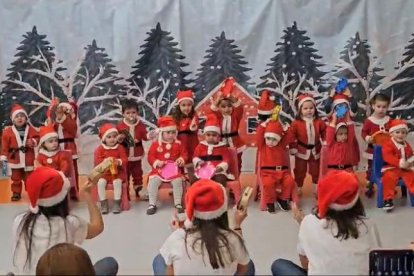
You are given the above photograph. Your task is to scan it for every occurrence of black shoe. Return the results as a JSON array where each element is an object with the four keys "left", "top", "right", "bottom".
[
  {"left": 267, "top": 203, "right": 276, "bottom": 213},
  {"left": 277, "top": 199, "right": 291, "bottom": 211},
  {"left": 383, "top": 200, "right": 394, "bottom": 212},
  {"left": 146, "top": 204, "right": 157, "bottom": 215},
  {"left": 175, "top": 204, "right": 184, "bottom": 214},
  {"left": 11, "top": 193, "right": 21, "bottom": 201},
  {"left": 135, "top": 186, "right": 142, "bottom": 197}
]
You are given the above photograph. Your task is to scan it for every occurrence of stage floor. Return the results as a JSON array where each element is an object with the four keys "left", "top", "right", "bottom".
[{"left": 1, "top": 173, "right": 413, "bottom": 274}]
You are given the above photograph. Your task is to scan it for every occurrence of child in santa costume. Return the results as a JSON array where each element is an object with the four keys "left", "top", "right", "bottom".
[
  {"left": 146, "top": 116, "right": 188, "bottom": 215},
  {"left": 172, "top": 90, "right": 199, "bottom": 163},
  {"left": 36, "top": 125, "right": 71, "bottom": 177},
  {"left": 192, "top": 114, "right": 234, "bottom": 187},
  {"left": 288, "top": 94, "right": 326, "bottom": 194},
  {"left": 94, "top": 124, "right": 128, "bottom": 214},
  {"left": 1, "top": 104, "right": 39, "bottom": 201},
  {"left": 117, "top": 99, "right": 156, "bottom": 198},
  {"left": 326, "top": 112, "right": 356, "bottom": 173},
  {"left": 361, "top": 93, "right": 391, "bottom": 197},
  {"left": 209, "top": 77, "right": 246, "bottom": 173},
  {"left": 51, "top": 100, "right": 79, "bottom": 199},
  {"left": 257, "top": 119, "right": 296, "bottom": 213},
  {"left": 381, "top": 119, "right": 414, "bottom": 212}
]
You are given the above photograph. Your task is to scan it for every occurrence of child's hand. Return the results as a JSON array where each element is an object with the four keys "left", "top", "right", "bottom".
[
  {"left": 26, "top": 139, "right": 35, "bottom": 148},
  {"left": 367, "top": 136, "right": 374, "bottom": 144},
  {"left": 344, "top": 111, "right": 351, "bottom": 122},
  {"left": 117, "top": 133, "right": 126, "bottom": 143},
  {"left": 176, "top": 158, "right": 185, "bottom": 167},
  {"left": 116, "top": 159, "right": 122, "bottom": 166},
  {"left": 156, "top": 160, "right": 165, "bottom": 168},
  {"left": 401, "top": 161, "right": 411, "bottom": 169},
  {"left": 80, "top": 180, "right": 94, "bottom": 195},
  {"left": 329, "top": 88, "right": 336, "bottom": 98},
  {"left": 330, "top": 112, "right": 337, "bottom": 124},
  {"left": 233, "top": 207, "right": 248, "bottom": 228},
  {"left": 215, "top": 166, "right": 224, "bottom": 174},
  {"left": 148, "top": 129, "right": 158, "bottom": 140}
]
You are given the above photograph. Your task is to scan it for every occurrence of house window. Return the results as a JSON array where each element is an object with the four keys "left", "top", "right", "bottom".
[{"left": 247, "top": 117, "right": 258, "bottom": 134}]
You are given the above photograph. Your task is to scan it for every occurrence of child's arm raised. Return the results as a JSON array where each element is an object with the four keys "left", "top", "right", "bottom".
[
  {"left": 255, "top": 120, "right": 267, "bottom": 149},
  {"left": 80, "top": 180, "right": 104, "bottom": 239}
]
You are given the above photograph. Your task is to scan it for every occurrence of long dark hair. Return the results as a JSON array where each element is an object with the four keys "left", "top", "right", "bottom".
[
  {"left": 172, "top": 104, "right": 196, "bottom": 123},
  {"left": 184, "top": 212, "right": 247, "bottom": 269},
  {"left": 314, "top": 198, "right": 367, "bottom": 240},
  {"left": 14, "top": 197, "right": 70, "bottom": 269}
]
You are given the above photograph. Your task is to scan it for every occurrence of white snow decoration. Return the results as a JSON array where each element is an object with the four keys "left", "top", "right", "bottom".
[
  {"left": 368, "top": 88, "right": 373, "bottom": 91},
  {"left": 408, "top": 115, "right": 412, "bottom": 119},
  {"left": 298, "top": 45, "right": 302, "bottom": 48},
  {"left": 210, "top": 66, "right": 214, "bottom": 69},
  {"left": 137, "top": 75, "right": 141, "bottom": 79},
  {"left": 291, "top": 32, "right": 294, "bottom": 35},
  {"left": 292, "top": 52, "right": 296, "bottom": 55},
  {"left": 12, "top": 96, "right": 16, "bottom": 100},
  {"left": 287, "top": 41, "right": 291, "bottom": 45},
  {"left": 173, "top": 73, "right": 177, "bottom": 77},
  {"left": 282, "top": 64, "right": 287, "bottom": 68},
  {"left": 156, "top": 69, "right": 161, "bottom": 73},
  {"left": 353, "top": 45, "right": 357, "bottom": 48},
  {"left": 22, "top": 60, "right": 27, "bottom": 64},
  {"left": 291, "top": 73, "right": 295, "bottom": 76},
  {"left": 352, "top": 84, "right": 357, "bottom": 88},
  {"left": 158, "top": 78, "right": 162, "bottom": 82},
  {"left": 356, "top": 41, "right": 360, "bottom": 45},
  {"left": 175, "top": 82, "right": 179, "bottom": 86},
  {"left": 217, "top": 65, "right": 222, "bottom": 69}
]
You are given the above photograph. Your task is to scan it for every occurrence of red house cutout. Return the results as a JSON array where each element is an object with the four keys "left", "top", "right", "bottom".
[{"left": 195, "top": 80, "right": 259, "bottom": 147}]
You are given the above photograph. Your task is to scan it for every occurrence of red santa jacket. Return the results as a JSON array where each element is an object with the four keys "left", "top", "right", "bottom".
[
  {"left": 147, "top": 139, "right": 188, "bottom": 181},
  {"left": 53, "top": 114, "right": 78, "bottom": 159},
  {"left": 94, "top": 143, "right": 128, "bottom": 182},
  {"left": 37, "top": 149, "right": 71, "bottom": 177},
  {"left": 1, "top": 125, "right": 39, "bottom": 171},
  {"left": 209, "top": 100, "right": 246, "bottom": 153},
  {"left": 326, "top": 123, "right": 355, "bottom": 167},
  {"left": 176, "top": 115, "right": 199, "bottom": 162},
  {"left": 361, "top": 116, "right": 391, "bottom": 159},
  {"left": 116, "top": 119, "right": 149, "bottom": 162},
  {"left": 288, "top": 117, "right": 326, "bottom": 160},
  {"left": 382, "top": 137, "right": 414, "bottom": 172}
]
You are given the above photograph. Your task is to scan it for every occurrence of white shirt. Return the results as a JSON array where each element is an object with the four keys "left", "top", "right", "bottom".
[
  {"left": 12, "top": 213, "right": 88, "bottom": 275},
  {"left": 160, "top": 228, "right": 250, "bottom": 275},
  {"left": 297, "top": 214, "right": 381, "bottom": 275}
]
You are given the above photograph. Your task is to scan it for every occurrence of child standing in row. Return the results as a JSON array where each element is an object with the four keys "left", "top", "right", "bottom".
[
  {"left": 1, "top": 104, "right": 39, "bottom": 201},
  {"left": 289, "top": 94, "right": 326, "bottom": 195}
]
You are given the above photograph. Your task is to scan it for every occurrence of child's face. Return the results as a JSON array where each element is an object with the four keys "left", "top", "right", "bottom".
[
  {"left": 13, "top": 113, "right": 27, "bottom": 128},
  {"left": 179, "top": 100, "right": 193, "bottom": 116},
  {"left": 162, "top": 130, "right": 177, "bottom": 143},
  {"left": 300, "top": 101, "right": 315, "bottom": 118},
  {"left": 265, "top": 136, "right": 280, "bottom": 147},
  {"left": 204, "top": 131, "right": 220, "bottom": 144},
  {"left": 44, "top": 137, "right": 59, "bottom": 151},
  {"left": 371, "top": 100, "right": 389, "bottom": 118},
  {"left": 218, "top": 99, "right": 233, "bottom": 115},
  {"left": 123, "top": 108, "right": 138, "bottom": 123},
  {"left": 391, "top": 129, "right": 408, "bottom": 143},
  {"left": 104, "top": 131, "right": 118, "bottom": 147},
  {"left": 336, "top": 127, "right": 348, "bottom": 143}
]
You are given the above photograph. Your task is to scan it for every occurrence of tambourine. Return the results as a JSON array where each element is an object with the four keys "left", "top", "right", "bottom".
[
  {"left": 88, "top": 158, "right": 113, "bottom": 184},
  {"left": 159, "top": 161, "right": 179, "bottom": 180},
  {"left": 195, "top": 162, "right": 216, "bottom": 179},
  {"left": 237, "top": 186, "right": 253, "bottom": 211},
  {"left": 372, "top": 131, "right": 391, "bottom": 146}
]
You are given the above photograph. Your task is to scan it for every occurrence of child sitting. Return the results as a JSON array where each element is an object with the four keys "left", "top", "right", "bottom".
[
  {"left": 381, "top": 119, "right": 414, "bottom": 211},
  {"left": 192, "top": 114, "right": 234, "bottom": 187},
  {"left": 257, "top": 119, "right": 295, "bottom": 213},
  {"left": 94, "top": 124, "right": 128, "bottom": 214},
  {"left": 146, "top": 116, "right": 188, "bottom": 215},
  {"left": 326, "top": 112, "right": 355, "bottom": 172},
  {"left": 1, "top": 104, "right": 38, "bottom": 201},
  {"left": 36, "top": 125, "right": 71, "bottom": 177}
]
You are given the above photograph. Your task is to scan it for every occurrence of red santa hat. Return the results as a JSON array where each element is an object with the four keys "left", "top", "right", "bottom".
[
  {"left": 220, "top": 77, "right": 236, "bottom": 98},
  {"left": 204, "top": 114, "right": 221, "bottom": 134},
  {"left": 39, "top": 125, "right": 58, "bottom": 145},
  {"left": 10, "top": 104, "right": 28, "bottom": 121},
  {"left": 184, "top": 179, "right": 228, "bottom": 229},
  {"left": 157, "top": 116, "right": 177, "bottom": 132},
  {"left": 258, "top": 90, "right": 275, "bottom": 115},
  {"left": 389, "top": 119, "right": 408, "bottom": 133},
  {"left": 265, "top": 120, "right": 283, "bottom": 141},
  {"left": 335, "top": 122, "right": 347, "bottom": 132},
  {"left": 99, "top": 123, "right": 118, "bottom": 141},
  {"left": 332, "top": 93, "right": 350, "bottom": 108},
  {"left": 177, "top": 90, "right": 194, "bottom": 104},
  {"left": 26, "top": 167, "right": 71, "bottom": 214},
  {"left": 317, "top": 170, "right": 360, "bottom": 218},
  {"left": 297, "top": 93, "right": 316, "bottom": 110}
]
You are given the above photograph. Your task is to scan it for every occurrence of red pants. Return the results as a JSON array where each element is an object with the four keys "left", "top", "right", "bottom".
[
  {"left": 11, "top": 168, "right": 31, "bottom": 194},
  {"left": 260, "top": 170, "right": 295, "bottom": 204},
  {"left": 127, "top": 160, "right": 143, "bottom": 190},
  {"left": 294, "top": 155, "right": 320, "bottom": 187},
  {"left": 382, "top": 168, "right": 414, "bottom": 200}
]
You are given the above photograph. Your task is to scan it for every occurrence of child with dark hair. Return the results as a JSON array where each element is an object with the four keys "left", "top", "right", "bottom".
[
  {"left": 12, "top": 167, "right": 105, "bottom": 275},
  {"left": 271, "top": 171, "right": 381, "bottom": 275}
]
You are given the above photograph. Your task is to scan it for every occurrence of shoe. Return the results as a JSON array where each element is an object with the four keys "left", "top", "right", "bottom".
[
  {"left": 277, "top": 199, "right": 291, "bottom": 211},
  {"left": 112, "top": 200, "right": 121, "bottom": 214},
  {"left": 100, "top": 200, "right": 109, "bottom": 214},
  {"left": 383, "top": 200, "right": 394, "bottom": 212},
  {"left": 175, "top": 204, "right": 184, "bottom": 214},
  {"left": 138, "top": 188, "right": 149, "bottom": 201},
  {"left": 267, "top": 203, "right": 276, "bottom": 213},
  {"left": 146, "top": 204, "right": 157, "bottom": 215},
  {"left": 11, "top": 193, "right": 21, "bottom": 201},
  {"left": 365, "top": 182, "right": 374, "bottom": 198}
]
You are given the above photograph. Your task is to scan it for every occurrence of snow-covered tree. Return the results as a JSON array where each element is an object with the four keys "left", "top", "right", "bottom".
[
  {"left": 127, "top": 23, "right": 191, "bottom": 126},
  {"left": 1, "top": 26, "right": 66, "bottom": 127},
  {"left": 257, "top": 22, "right": 326, "bottom": 123},
  {"left": 193, "top": 31, "right": 252, "bottom": 102}
]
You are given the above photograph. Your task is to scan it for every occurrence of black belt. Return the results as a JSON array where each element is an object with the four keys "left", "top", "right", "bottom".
[
  {"left": 134, "top": 141, "right": 143, "bottom": 147},
  {"left": 221, "top": 132, "right": 238, "bottom": 138},
  {"left": 58, "top": 138, "right": 75, "bottom": 143},
  {"left": 261, "top": 166, "right": 288, "bottom": 171},
  {"left": 9, "top": 146, "right": 27, "bottom": 158},
  {"left": 200, "top": 155, "right": 223, "bottom": 161},
  {"left": 298, "top": 140, "right": 319, "bottom": 150},
  {"left": 368, "top": 144, "right": 374, "bottom": 149},
  {"left": 327, "top": 164, "right": 353, "bottom": 170},
  {"left": 178, "top": 130, "right": 196, "bottom": 135}
]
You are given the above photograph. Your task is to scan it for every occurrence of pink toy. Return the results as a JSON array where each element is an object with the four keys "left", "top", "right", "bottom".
[
  {"left": 195, "top": 162, "right": 216, "bottom": 179},
  {"left": 160, "top": 161, "right": 179, "bottom": 180}
]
